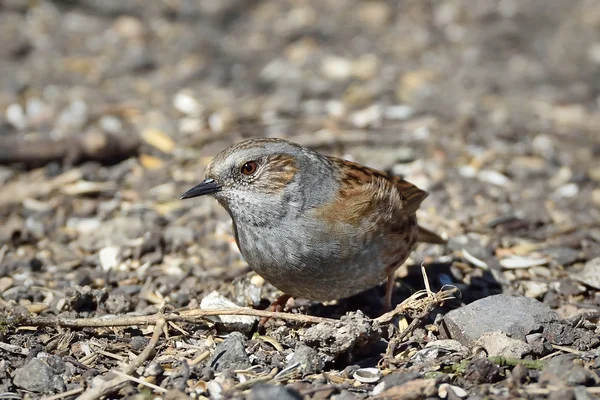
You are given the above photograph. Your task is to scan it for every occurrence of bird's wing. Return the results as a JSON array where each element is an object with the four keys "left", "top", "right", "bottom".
[{"left": 317, "top": 156, "right": 446, "bottom": 243}]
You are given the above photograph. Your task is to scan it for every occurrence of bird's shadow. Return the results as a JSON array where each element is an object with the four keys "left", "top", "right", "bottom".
[{"left": 299, "top": 261, "right": 502, "bottom": 320}]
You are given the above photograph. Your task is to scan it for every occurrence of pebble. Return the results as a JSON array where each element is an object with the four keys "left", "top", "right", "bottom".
[
  {"left": 201, "top": 291, "right": 257, "bottom": 333},
  {"left": 209, "top": 332, "right": 251, "bottom": 372},
  {"left": 573, "top": 257, "right": 600, "bottom": 290},
  {"left": 248, "top": 384, "right": 302, "bottom": 400},
  {"left": 56, "top": 100, "right": 89, "bottom": 133},
  {"left": 438, "top": 383, "right": 468, "bottom": 399},
  {"left": 99, "top": 246, "right": 121, "bottom": 272},
  {"left": 13, "top": 359, "right": 59, "bottom": 393},
  {"left": 384, "top": 105, "right": 414, "bottom": 120},
  {"left": 173, "top": 91, "right": 203, "bottom": 116},
  {"left": 520, "top": 280, "right": 549, "bottom": 298},
  {"left": 441, "top": 294, "right": 566, "bottom": 349},
  {"left": 478, "top": 169, "right": 511, "bottom": 187},
  {"left": 289, "top": 344, "right": 324, "bottom": 376},
  {"left": 532, "top": 133, "right": 555, "bottom": 159},
  {"left": 321, "top": 56, "right": 353, "bottom": 80},
  {"left": 349, "top": 104, "right": 383, "bottom": 128},
  {"left": 99, "top": 115, "right": 123, "bottom": 134},
  {"left": 554, "top": 183, "right": 579, "bottom": 198},
  {"left": 6, "top": 103, "right": 27, "bottom": 130},
  {"left": 475, "top": 331, "right": 533, "bottom": 359}
]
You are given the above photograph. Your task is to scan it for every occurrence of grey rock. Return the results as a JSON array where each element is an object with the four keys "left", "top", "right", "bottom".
[
  {"left": 475, "top": 331, "right": 533, "bottom": 359},
  {"left": 209, "top": 332, "right": 251, "bottom": 372},
  {"left": 13, "top": 358, "right": 57, "bottom": 393},
  {"left": 104, "top": 291, "right": 132, "bottom": 314},
  {"left": 540, "top": 355, "right": 599, "bottom": 387},
  {"left": 441, "top": 294, "right": 566, "bottom": 349},
  {"left": 543, "top": 247, "right": 580, "bottom": 266},
  {"left": 248, "top": 384, "right": 302, "bottom": 400},
  {"left": 289, "top": 344, "right": 324, "bottom": 376},
  {"left": 573, "top": 257, "right": 600, "bottom": 290}
]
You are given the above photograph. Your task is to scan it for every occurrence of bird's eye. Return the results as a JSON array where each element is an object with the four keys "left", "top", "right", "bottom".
[{"left": 240, "top": 161, "right": 258, "bottom": 175}]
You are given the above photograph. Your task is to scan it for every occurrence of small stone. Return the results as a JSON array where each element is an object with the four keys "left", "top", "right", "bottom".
[
  {"left": 289, "top": 344, "right": 324, "bottom": 376},
  {"left": 99, "top": 246, "right": 121, "bottom": 272},
  {"left": 543, "top": 247, "right": 580, "bottom": 267},
  {"left": 321, "top": 56, "right": 352, "bottom": 80},
  {"left": 384, "top": 105, "right": 414, "bottom": 121},
  {"left": 56, "top": 100, "right": 89, "bottom": 133},
  {"left": 209, "top": 332, "right": 251, "bottom": 372},
  {"left": 248, "top": 384, "right": 302, "bottom": 400},
  {"left": 573, "top": 258, "right": 600, "bottom": 290},
  {"left": 554, "top": 183, "right": 579, "bottom": 198},
  {"left": 6, "top": 103, "right": 27, "bottom": 130},
  {"left": 463, "top": 358, "right": 502, "bottom": 384},
  {"left": 349, "top": 104, "right": 382, "bottom": 128},
  {"left": 13, "top": 359, "right": 57, "bottom": 393},
  {"left": 475, "top": 331, "right": 533, "bottom": 359},
  {"left": 541, "top": 355, "right": 598, "bottom": 387},
  {"left": 104, "top": 290, "right": 132, "bottom": 314},
  {"left": 441, "top": 294, "right": 565, "bottom": 347},
  {"left": 520, "top": 281, "right": 549, "bottom": 298},
  {"left": 99, "top": 115, "right": 123, "bottom": 134},
  {"left": 173, "top": 91, "right": 203, "bottom": 116},
  {"left": 478, "top": 169, "right": 510, "bottom": 187},
  {"left": 200, "top": 291, "right": 258, "bottom": 333}
]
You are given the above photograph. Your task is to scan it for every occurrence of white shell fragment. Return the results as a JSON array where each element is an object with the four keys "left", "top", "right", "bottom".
[
  {"left": 499, "top": 256, "right": 547, "bottom": 269},
  {"left": 200, "top": 291, "right": 258, "bottom": 333},
  {"left": 353, "top": 367, "right": 382, "bottom": 383},
  {"left": 439, "top": 383, "right": 468, "bottom": 398},
  {"left": 462, "top": 248, "right": 488, "bottom": 269}
]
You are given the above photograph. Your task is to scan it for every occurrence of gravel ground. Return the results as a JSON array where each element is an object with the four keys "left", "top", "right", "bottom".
[{"left": 0, "top": 1, "right": 599, "bottom": 399}]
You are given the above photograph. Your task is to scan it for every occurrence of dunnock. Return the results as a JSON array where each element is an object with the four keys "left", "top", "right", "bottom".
[{"left": 182, "top": 138, "right": 445, "bottom": 311}]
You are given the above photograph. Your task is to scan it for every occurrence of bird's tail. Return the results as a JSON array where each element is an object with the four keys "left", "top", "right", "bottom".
[{"left": 417, "top": 225, "right": 447, "bottom": 244}]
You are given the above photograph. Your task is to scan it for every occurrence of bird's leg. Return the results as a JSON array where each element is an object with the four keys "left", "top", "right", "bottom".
[
  {"left": 259, "top": 294, "right": 292, "bottom": 327},
  {"left": 383, "top": 275, "right": 395, "bottom": 312}
]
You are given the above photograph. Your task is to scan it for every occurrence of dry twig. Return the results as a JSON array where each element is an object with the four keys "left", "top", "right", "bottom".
[
  {"left": 76, "top": 319, "right": 166, "bottom": 400},
  {"left": 15, "top": 307, "right": 335, "bottom": 329}
]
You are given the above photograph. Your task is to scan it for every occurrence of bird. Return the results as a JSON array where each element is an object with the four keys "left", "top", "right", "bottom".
[{"left": 181, "top": 138, "right": 446, "bottom": 312}]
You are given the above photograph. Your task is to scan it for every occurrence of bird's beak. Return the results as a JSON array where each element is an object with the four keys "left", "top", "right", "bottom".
[{"left": 180, "top": 178, "right": 221, "bottom": 199}]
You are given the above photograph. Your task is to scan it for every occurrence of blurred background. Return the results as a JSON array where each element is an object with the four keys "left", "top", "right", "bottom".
[{"left": 0, "top": 0, "right": 599, "bottom": 319}]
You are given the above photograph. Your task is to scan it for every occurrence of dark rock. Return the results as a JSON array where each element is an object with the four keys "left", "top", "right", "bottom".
[
  {"left": 13, "top": 358, "right": 57, "bottom": 393},
  {"left": 378, "top": 371, "right": 422, "bottom": 390},
  {"left": 543, "top": 246, "right": 580, "bottom": 266},
  {"left": 248, "top": 384, "right": 302, "bottom": 400},
  {"left": 289, "top": 344, "right": 324, "bottom": 376},
  {"left": 555, "top": 279, "right": 587, "bottom": 296},
  {"left": 511, "top": 364, "right": 529, "bottom": 384},
  {"left": 441, "top": 294, "right": 571, "bottom": 350},
  {"left": 540, "top": 355, "right": 599, "bottom": 387},
  {"left": 463, "top": 358, "right": 503, "bottom": 384},
  {"left": 209, "top": 332, "right": 251, "bottom": 372},
  {"left": 104, "top": 290, "right": 132, "bottom": 314},
  {"left": 131, "top": 336, "right": 149, "bottom": 351}
]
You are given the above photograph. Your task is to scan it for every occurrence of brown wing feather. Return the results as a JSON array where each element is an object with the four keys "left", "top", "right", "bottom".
[{"left": 314, "top": 156, "right": 445, "bottom": 243}]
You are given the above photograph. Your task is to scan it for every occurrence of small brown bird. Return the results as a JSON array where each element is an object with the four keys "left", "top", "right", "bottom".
[{"left": 182, "top": 138, "right": 445, "bottom": 311}]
